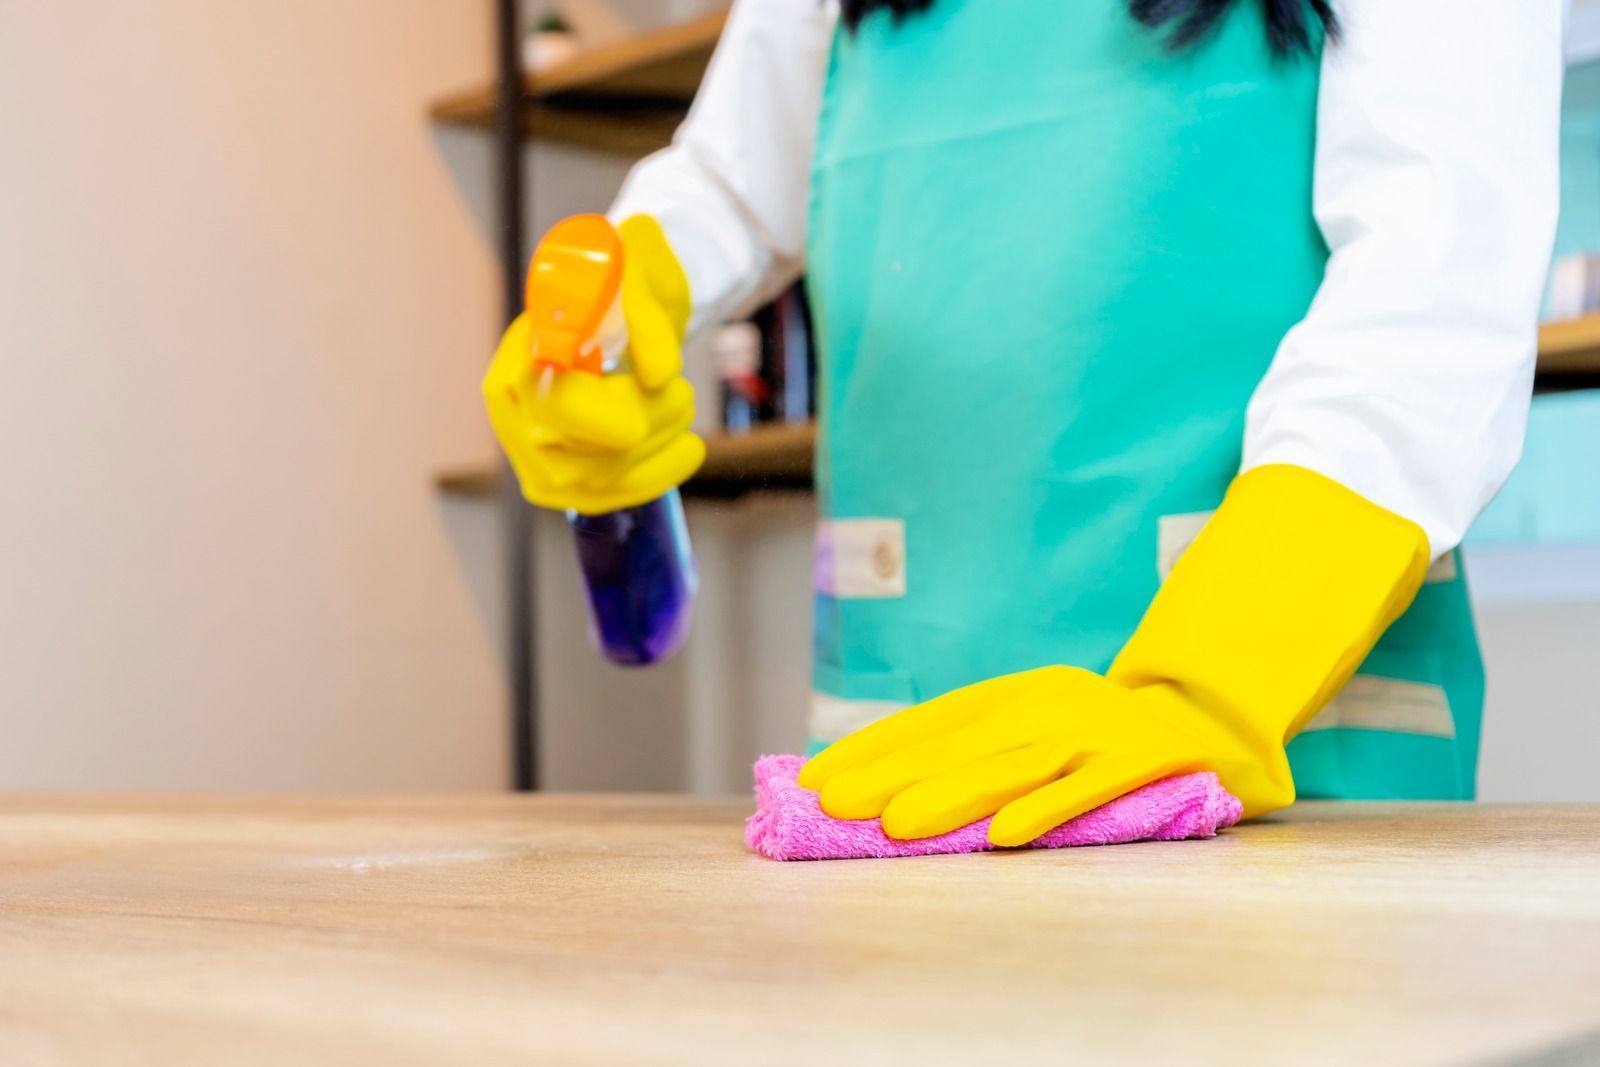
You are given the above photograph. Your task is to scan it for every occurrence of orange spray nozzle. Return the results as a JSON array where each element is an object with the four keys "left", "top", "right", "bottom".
[{"left": 525, "top": 214, "right": 625, "bottom": 376}]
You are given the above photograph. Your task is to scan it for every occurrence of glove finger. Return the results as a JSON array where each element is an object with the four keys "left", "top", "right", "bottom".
[
  {"left": 987, "top": 752, "right": 1183, "bottom": 848},
  {"left": 592, "top": 435, "right": 704, "bottom": 511},
  {"left": 528, "top": 372, "right": 650, "bottom": 451},
  {"left": 638, "top": 376, "right": 696, "bottom": 435},
  {"left": 623, "top": 287, "right": 686, "bottom": 392},
  {"left": 515, "top": 450, "right": 650, "bottom": 514},
  {"left": 619, "top": 215, "right": 691, "bottom": 390},
  {"left": 529, "top": 431, "right": 705, "bottom": 513},
  {"left": 533, "top": 367, "right": 689, "bottom": 465},
  {"left": 531, "top": 399, "right": 697, "bottom": 493},
  {"left": 528, "top": 442, "right": 610, "bottom": 492},
  {"left": 798, "top": 667, "right": 1085, "bottom": 793},
  {"left": 482, "top": 313, "right": 544, "bottom": 465},
  {"left": 878, "top": 737, "right": 1081, "bottom": 841},
  {"left": 508, "top": 445, "right": 583, "bottom": 513},
  {"left": 482, "top": 313, "right": 537, "bottom": 396},
  {"left": 817, "top": 711, "right": 1048, "bottom": 823},
  {"left": 565, "top": 434, "right": 707, "bottom": 516},
  {"left": 581, "top": 392, "right": 695, "bottom": 488},
  {"left": 484, "top": 374, "right": 549, "bottom": 500},
  {"left": 489, "top": 372, "right": 631, "bottom": 500},
  {"left": 492, "top": 403, "right": 611, "bottom": 512}
]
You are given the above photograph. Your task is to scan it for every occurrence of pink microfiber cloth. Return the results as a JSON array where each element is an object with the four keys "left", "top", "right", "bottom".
[{"left": 745, "top": 754, "right": 1242, "bottom": 861}]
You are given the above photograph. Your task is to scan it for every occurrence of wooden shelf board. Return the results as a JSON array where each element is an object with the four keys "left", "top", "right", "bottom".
[
  {"left": 531, "top": 9, "right": 727, "bottom": 98},
  {"left": 522, "top": 104, "right": 688, "bottom": 155},
  {"left": 436, "top": 420, "right": 816, "bottom": 500},
  {"left": 1537, "top": 314, "right": 1600, "bottom": 375},
  {"left": 428, "top": 9, "right": 727, "bottom": 146},
  {"left": 435, "top": 464, "right": 503, "bottom": 497},
  {"left": 695, "top": 421, "right": 815, "bottom": 482}
]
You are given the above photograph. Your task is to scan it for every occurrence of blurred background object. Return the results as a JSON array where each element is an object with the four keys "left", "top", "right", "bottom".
[
  {"left": 523, "top": 11, "right": 580, "bottom": 73},
  {"left": 0, "top": 0, "right": 1596, "bottom": 798},
  {"left": 713, "top": 321, "right": 768, "bottom": 433},
  {"left": 713, "top": 282, "right": 814, "bottom": 434}
]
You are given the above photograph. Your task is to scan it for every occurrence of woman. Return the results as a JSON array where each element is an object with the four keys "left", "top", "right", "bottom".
[{"left": 485, "top": 0, "right": 1562, "bottom": 843}]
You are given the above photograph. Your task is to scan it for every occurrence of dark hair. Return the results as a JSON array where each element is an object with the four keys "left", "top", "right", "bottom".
[{"left": 839, "top": 0, "right": 1337, "bottom": 56}]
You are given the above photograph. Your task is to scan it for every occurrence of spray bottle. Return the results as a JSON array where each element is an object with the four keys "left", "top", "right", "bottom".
[{"left": 525, "top": 215, "right": 697, "bottom": 666}]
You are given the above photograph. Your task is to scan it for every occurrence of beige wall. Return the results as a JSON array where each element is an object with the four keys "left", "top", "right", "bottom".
[{"left": 0, "top": 2, "right": 509, "bottom": 788}]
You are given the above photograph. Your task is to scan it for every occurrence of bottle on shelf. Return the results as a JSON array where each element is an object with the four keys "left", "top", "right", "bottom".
[
  {"left": 759, "top": 282, "right": 815, "bottom": 426},
  {"left": 712, "top": 321, "right": 768, "bottom": 434},
  {"left": 714, "top": 280, "right": 816, "bottom": 433}
]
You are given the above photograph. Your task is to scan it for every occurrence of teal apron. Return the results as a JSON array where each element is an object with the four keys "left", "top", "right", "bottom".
[{"left": 804, "top": 0, "right": 1485, "bottom": 800}]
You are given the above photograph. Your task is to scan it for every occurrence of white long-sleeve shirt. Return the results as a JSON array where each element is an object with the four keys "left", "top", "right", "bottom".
[{"left": 611, "top": 0, "right": 1565, "bottom": 558}]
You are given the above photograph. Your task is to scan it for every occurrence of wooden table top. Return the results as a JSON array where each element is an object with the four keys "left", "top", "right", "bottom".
[{"left": 2, "top": 793, "right": 1597, "bottom": 1066}]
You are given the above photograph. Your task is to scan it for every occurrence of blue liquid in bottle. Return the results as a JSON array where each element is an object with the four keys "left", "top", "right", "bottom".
[{"left": 568, "top": 488, "right": 697, "bottom": 666}]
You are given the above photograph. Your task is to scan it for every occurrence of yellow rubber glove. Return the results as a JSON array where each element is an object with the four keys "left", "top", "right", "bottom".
[
  {"left": 482, "top": 215, "right": 705, "bottom": 515},
  {"left": 798, "top": 465, "right": 1431, "bottom": 846}
]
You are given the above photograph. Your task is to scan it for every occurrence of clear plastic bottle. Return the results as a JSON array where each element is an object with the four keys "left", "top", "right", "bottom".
[
  {"left": 568, "top": 489, "right": 697, "bottom": 666},
  {"left": 526, "top": 215, "right": 697, "bottom": 666}
]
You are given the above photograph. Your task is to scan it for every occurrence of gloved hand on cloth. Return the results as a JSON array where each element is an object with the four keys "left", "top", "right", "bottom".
[{"left": 800, "top": 464, "right": 1431, "bottom": 846}]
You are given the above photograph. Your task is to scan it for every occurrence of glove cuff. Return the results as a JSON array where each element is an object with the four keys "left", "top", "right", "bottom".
[{"left": 1107, "top": 464, "right": 1430, "bottom": 812}]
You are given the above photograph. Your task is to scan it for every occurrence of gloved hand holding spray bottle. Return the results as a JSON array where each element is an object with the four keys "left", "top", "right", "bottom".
[{"left": 483, "top": 214, "right": 704, "bottom": 666}]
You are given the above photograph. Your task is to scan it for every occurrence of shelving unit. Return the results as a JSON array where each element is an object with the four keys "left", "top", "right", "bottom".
[
  {"left": 1536, "top": 314, "right": 1600, "bottom": 375},
  {"left": 429, "top": 10, "right": 727, "bottom": 154}
]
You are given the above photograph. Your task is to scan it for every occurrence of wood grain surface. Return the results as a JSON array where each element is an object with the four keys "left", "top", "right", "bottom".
[{"left": 1, "top": 794, "right": 1597, "bottom": 1066}]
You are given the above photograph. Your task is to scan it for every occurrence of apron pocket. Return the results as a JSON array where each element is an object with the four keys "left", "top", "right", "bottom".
[
  {"left": 1303, "top": 648, "right": 1454, "bottom": 739},
  {"left": 815, "top": 518, "right": 906, "bottom": 599},
  {"left": 1287, "top": 648, "right": 1466, "bottom": 800},
  {"left": 808, "top": 663, "right": 919, "bottom": 746}
]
